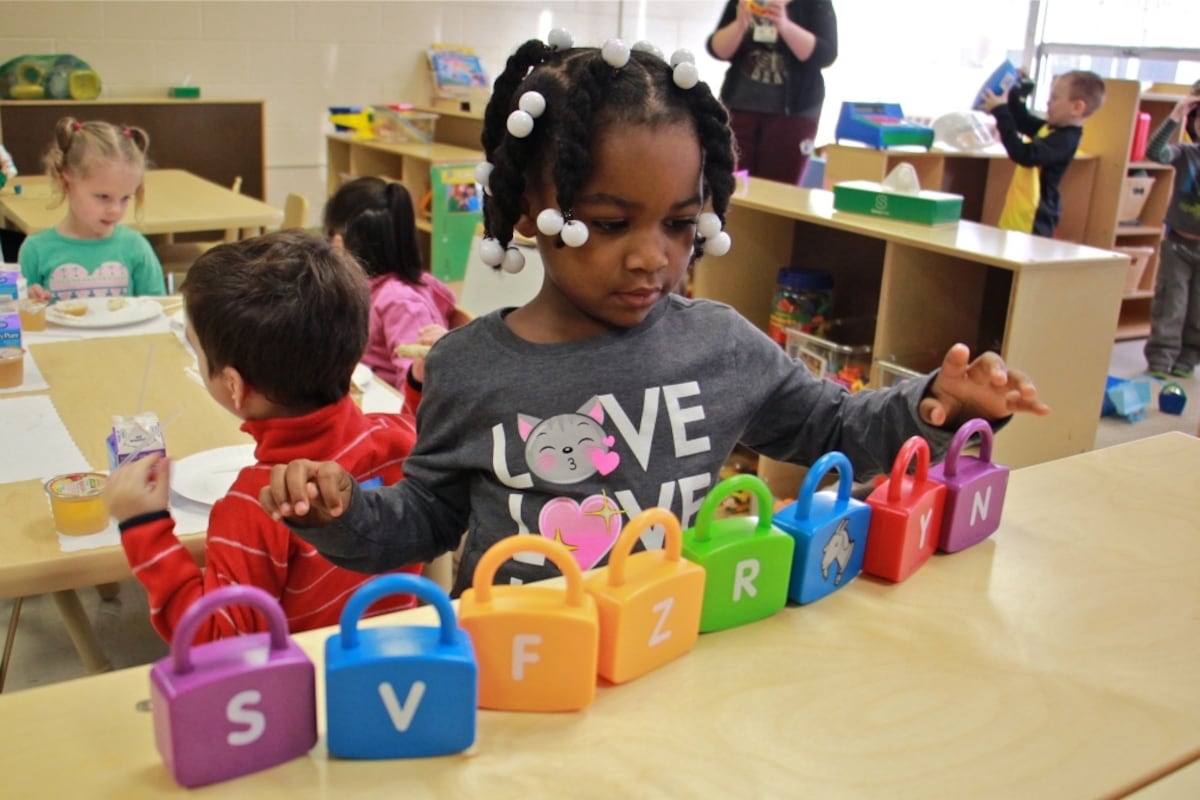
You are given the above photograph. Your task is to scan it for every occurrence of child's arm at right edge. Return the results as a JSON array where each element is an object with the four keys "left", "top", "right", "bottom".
[
  {"left": 260, "top": 459, "right": 465, "bottom": 574},
  {"left": 1145, "top": 95, "right": 1199, "bottom": 165}
]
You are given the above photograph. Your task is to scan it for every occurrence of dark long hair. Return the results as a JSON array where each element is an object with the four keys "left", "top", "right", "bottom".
[{"left": 323, "top": 176, "right": 425, "bottom": 285}]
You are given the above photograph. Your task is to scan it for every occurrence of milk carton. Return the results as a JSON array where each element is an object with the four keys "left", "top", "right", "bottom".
[
  {"left": 0, "top": 299, "right": 19, "bottom": 350},
  {"left": 107, "top": 412, "right": 167, "bottom": 470},
  {"left": 0, "top": 266, "right": 19, "bottom": 301}
]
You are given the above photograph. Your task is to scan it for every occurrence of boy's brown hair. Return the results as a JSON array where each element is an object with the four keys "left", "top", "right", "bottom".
[
  {"left": 182, "top": 230, "right": 369, "bottom": 411},
  {"left": 1061, "top": 70, "right": 1106, "bottom": 118}
]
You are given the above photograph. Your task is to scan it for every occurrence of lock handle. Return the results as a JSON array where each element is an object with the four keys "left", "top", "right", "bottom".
[
  {"left": 171, "top": 585, "right": 289, "bottom": 675},
  {"left": 941, "top": 418, "right": 994, "bottom": 477},
  {"left": 338, "top": 574, "right": 458, "bottom": 650},
  {"left": 692, "top": 474, "right": 775, "bottom": 543},
  {"left": 471, "top": 535, "right": 586, "bottom": 606},
  {"left": 887, "top": 435, "right": 931, "bottom": 503},
  {"left": 791, "top": 450, "right": 854, "bottom": 521},
  {"left": 605, "top": 508, "right": 682, "bottom": 587}
]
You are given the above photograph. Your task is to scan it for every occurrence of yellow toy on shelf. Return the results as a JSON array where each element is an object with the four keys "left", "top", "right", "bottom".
[{"left": 328, "top": 108, "right": 375, "bottom": 140}]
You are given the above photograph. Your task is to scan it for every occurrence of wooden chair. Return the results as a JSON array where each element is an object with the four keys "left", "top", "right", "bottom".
[
  {"left": 281, "top": 193, "right": 308, "bottom": 230},
  {"left": 156, "top": 176, "right": 243, "bottom": 291}
]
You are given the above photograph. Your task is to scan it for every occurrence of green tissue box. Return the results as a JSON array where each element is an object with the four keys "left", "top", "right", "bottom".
[
  {"left": 169, "top": 86, "right": 200, "bottom": 99},
  {"left": 832, "top": 180, "right": 962, "bottom": 226}
]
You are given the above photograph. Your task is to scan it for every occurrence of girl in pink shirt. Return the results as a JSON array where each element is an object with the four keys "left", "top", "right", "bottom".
[{"left": 324, "top": 177, "right": 470, "bottom": 389}]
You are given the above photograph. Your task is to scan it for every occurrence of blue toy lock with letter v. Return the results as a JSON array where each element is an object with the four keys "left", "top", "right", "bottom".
[
  {"left": 325, "top": 573, "right": 477, "bottom": 759},
  {"left": 774, "top": 451, "right": 871, "bottom": 604}
]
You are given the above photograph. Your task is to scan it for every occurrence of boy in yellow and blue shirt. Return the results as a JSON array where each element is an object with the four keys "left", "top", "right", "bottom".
[{"left": 981, "top": 69, "right": 1106, "bottom": 238}]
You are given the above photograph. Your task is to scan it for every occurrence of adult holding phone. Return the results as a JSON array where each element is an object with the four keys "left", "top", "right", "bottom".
[{"left": 706, "top": 0, "right": 838, "bottom": 185}]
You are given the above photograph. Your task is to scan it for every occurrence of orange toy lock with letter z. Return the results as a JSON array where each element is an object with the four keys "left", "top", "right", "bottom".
[
  {"left": 863, "top": 435, "right": 946, "bottom": 582},
  {"left": 584, "top": 508, "right": 705, "bottom": 684},
  {"left": 458, "top": 535, "right": 599, "bottom": 712}
]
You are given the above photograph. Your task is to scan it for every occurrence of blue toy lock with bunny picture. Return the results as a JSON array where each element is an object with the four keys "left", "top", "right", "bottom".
[
  {"left": 325, "top": 574, "right": 477, "bottom": 759},
  {"left": 773, "top": 451, "right": 871, "bottom": 604}
]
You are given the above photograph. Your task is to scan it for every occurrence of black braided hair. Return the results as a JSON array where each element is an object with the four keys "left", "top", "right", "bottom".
[{"left": 479, "top": 40, "right": 736, "bottom": 267}]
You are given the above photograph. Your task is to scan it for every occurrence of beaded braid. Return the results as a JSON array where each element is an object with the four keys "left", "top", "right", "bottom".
[{"left": 479, "top": 33, "right": 737, "bottom": 271}]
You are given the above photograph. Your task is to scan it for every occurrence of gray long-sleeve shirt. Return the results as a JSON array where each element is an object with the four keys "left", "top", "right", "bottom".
[
  {"left": 1146, "top": 117, "right": 1200, "bottom": 237},
  {"left": 291, "top": 295, "right": 957, "bottom": 594}
]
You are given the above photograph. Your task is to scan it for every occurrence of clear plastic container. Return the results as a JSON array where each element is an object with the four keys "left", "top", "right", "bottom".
[
  {"left": 876, "top": 350, "right": 941, "bottom": 388},
  {"left": 786, "top": 317, "right": 874, "bottom": 392},
  {"left": 371, "top": 105, "right": 437, "bottom": 144}
]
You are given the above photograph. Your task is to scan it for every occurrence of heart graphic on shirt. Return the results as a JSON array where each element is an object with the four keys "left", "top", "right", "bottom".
[
  {"left": 538, "top": 494, "right": 624, "bottom": 570},
  {"left": 589, "top": 448, "right": 620, "bottom": 476}
]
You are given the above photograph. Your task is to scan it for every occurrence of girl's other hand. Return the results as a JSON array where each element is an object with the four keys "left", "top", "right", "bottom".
[
  {"left": 28, "top": 283, "right": 52, "bottom": 303},
  {"left": 920, "top": 343, "right": 1051, "bottom": 428},
  {"left": 259, "top": 459, "right": 353, "bottom": 526}
]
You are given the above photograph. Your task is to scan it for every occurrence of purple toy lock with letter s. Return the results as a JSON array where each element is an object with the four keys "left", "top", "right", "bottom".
[
  {"left": 927, "top": 418, "right": 1009, "bottom": 553},
  {"left": 149, "top": 585, "right": 317, "bottom": 788}
]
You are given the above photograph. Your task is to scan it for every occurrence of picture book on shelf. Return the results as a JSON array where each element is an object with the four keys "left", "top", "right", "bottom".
[{"left": 427, "top": 44, "right": 489, "bottom": 95}]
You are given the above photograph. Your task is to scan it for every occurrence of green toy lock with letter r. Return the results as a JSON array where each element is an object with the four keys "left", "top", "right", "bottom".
[{"left": 682, "top": 474, "right": 794, "bottom": 633}]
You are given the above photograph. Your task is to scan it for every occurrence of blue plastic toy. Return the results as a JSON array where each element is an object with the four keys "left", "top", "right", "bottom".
[
  {"left": 1106, "top": 379, "right": 1152, "bottom": 422},
  {"left": 973, "top": 60, "right": 1020, "bottom": 109},
  {"left": 1159, "top": 382, "right": 1187, "bottom": 415},
  {"left": 324, "top": 574, "right": 476, "bottom": 759}
]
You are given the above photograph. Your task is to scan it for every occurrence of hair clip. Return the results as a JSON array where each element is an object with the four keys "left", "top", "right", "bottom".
[
  {"left": 632, "top": 41, "right": 664, "bottom": 60},
  {"left": 697, "top": 212, "right": 731, "bottom": 257},
  {"left": 673, "top": 63, "right": 699, "bottom": 90},
  {"left": 122, "top": 128, "right": 133, "bottom": 138},
  {"left": 669, "top": 49, "right": 695, "bottom": 67},
  {"left": 536, "top": 208, "right": 564, "bottom": 236},
  {"left": 479, "top": 237, "right": 527, "bottom": 273},
  {"left": 71, "top": 121, "right": 82, "bottom": 131},
  {"left": 548, "top": 28, "right": 574, "bottom": 51},
  {"left": 475, "top": 161, "right": 494, "bottom": 195},
  {"left": 518, "top": 91, "right": 546, "bottom": 119},
  {"left": 561, "top": 219, "right": 589, "bottom": 248},
  {"left": 507, "top": 109, "right": 535, "bottom": 138},
  {"left": 601, "top": 38, "right": 631, "bottom": 69}
]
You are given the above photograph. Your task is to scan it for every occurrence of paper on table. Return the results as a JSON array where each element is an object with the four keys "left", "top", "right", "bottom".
[
  {"left": 56, "top": 492, "right": 210, "bottom": 552},
  {"left": 0, "top": 348, "right": 49, "bottom": 394},
  {"left": 0, "top": 395, "right": 90, "bottom": 484}
]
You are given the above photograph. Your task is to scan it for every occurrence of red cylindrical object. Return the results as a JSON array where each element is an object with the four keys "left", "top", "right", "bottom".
[{"left": 1130, "top": 112, "right": 1151, "bottom": 162}]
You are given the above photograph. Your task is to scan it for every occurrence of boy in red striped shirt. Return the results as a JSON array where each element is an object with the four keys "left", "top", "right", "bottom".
[{"left": 106, "top": 231, "right": 422, "bottom": 642}]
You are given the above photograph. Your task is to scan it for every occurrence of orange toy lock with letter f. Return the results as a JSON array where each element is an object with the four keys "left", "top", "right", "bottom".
[
  {"left": 863, "top": 436, "right": 946, "bottom": 582},
  {"left": 458, "top": 535, "right": 598, "bottom": 712},
  {"left": 584, "top": 508, "right": 705, "bottom": 684}
]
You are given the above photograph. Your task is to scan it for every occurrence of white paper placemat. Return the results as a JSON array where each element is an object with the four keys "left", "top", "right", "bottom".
[
  {"left": 0, "top": 395, "right": 90, "bottom": 484},
  {"left": 0, "top": 348, "right": 49, "bottom": 394}
]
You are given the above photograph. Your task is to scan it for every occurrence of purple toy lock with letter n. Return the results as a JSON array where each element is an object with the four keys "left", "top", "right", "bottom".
[
  {"left": 149, "top": 585, "right": 317, "bottom": 788},
  {"left": 927, "top": 418, "right": 1009, "bottom": 553}
]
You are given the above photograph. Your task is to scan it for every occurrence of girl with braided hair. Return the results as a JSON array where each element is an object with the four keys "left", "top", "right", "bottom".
[{"left": 261, "top": 32, "right": 1049, "bottom": 594}]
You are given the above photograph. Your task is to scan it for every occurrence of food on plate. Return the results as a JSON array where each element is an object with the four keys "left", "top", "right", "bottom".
[
  {"left": 55, "top": 300, "right": 88, "bottom": 316},
  {"left": 106, "top": 296, "right": 128, "bottom": 311},
  {"left": 394, "top": 343, "right": 432, "bottom": 358}
]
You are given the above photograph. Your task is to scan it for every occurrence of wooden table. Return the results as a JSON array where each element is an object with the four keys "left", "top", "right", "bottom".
[
  {"left": 1, "top": 433, "right": 1196, "bottom": 798},
  {"left": 0, "top": 325, "right": 252, "bottom": 678},
  {"left": 0, "top": 168, "right": 282, "bottom": 236}
]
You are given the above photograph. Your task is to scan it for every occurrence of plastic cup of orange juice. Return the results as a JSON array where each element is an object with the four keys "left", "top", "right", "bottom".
[
  {"left": 0, "top": 346, "right": 24, "bottom": 389},
  {"left": 44, "top": 472, "right": 111, "bottom": 536},
  {"left": 17, "top": 299, "right": 47, "bottom": 332}
]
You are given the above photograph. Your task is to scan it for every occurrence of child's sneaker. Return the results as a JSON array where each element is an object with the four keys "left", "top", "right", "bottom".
[
  {"left": 1144, "top": 367, "right": 1172, "bottom": 380},
  {"left": 1170, "top": 364, "right": 1195, "bottom": 379}
]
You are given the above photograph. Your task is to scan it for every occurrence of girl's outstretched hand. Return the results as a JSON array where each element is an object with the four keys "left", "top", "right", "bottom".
[
  {"left": 919, "top": 343, "right": 1051, "bottom": 428},
  {"left": 259, "top": 459, "right": 353, "bottom": 526}
]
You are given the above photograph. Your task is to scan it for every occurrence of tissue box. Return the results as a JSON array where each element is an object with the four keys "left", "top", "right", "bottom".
[
  {"left": 106, "top": 413, "right": 166, "bottom": 470},
  {"left": 0, "top": 266, "right": 19, "bottom": 300},
  {"left": 833, "top": 180, "right": 963, "bottom": 226}
]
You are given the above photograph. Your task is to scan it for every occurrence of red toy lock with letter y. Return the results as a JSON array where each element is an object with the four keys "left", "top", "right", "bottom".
[{"left": 863, "top": 436, "right": 946, "bottom": 582}]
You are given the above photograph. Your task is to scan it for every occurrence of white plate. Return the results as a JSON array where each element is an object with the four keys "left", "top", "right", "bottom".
[
  {"left": 167, "top": 308, "right": 186, "bottom": 331},
  {"left": 351, "top": 362, "right": 373, "bottom": 390},
  {"left": 46, "top": 297, "right": 164, "bottom": 329},
  {"left": 170, "top": 444, "right": 257, "bottom": 506}
]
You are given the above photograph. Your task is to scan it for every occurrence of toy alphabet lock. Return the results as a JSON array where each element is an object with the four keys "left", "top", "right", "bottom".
[
  {"left": 927, "top": 418, "right": 1009, "bottom": 553},
  {"left": 864, "top": 436, "right": 946, "bottom": 582},
  {"left": 149, "top": 586, "right": 316, "bottom": 788},
  {"left": 774, "top": 451, "right": 871, "bottom": 604},
  {"left": 682, "top": 474, "right": 794, "bottom": 633},
  {"left": 584, "top": 507, "right": 705, "bottom": 684},
  {"left": 325, "top": 574, "right": 476, "bottom": 759},
  {"left": 458, "top": 535, "right": 599, "bottom": 711}
]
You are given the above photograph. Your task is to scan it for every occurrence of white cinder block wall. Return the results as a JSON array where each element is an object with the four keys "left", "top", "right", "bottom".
[
  {"left": 0, "top": 0, "right": 1033, "bottom": 222},
  {"left": 0, "top": 0, "right": 730, "bottom": 226}
]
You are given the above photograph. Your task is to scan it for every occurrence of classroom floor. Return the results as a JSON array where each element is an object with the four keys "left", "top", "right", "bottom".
[{"left": 2, "top": 338, "right": 1196, "bottom": 695}]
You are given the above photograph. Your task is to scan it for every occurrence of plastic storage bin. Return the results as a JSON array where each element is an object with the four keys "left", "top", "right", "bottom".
[
  {"left": 371, "top": 105, "right": 437, "bottom": 144},
  {"left": 1117, "top": 175, "right": 1156, "bottom": 224},
  {"left": 786, "top": 317, "right": 874, "bottom": 392},
  {"left": 1116, "top": 245, "right": 1155, "bottom": 293},
  {"left": 875, "top": 350, "right": 941, "bottom": 388}
]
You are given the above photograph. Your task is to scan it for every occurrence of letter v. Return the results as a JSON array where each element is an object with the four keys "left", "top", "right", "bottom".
[{"left": 378, "top": 681, "right": 427, "bottom": 732}]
